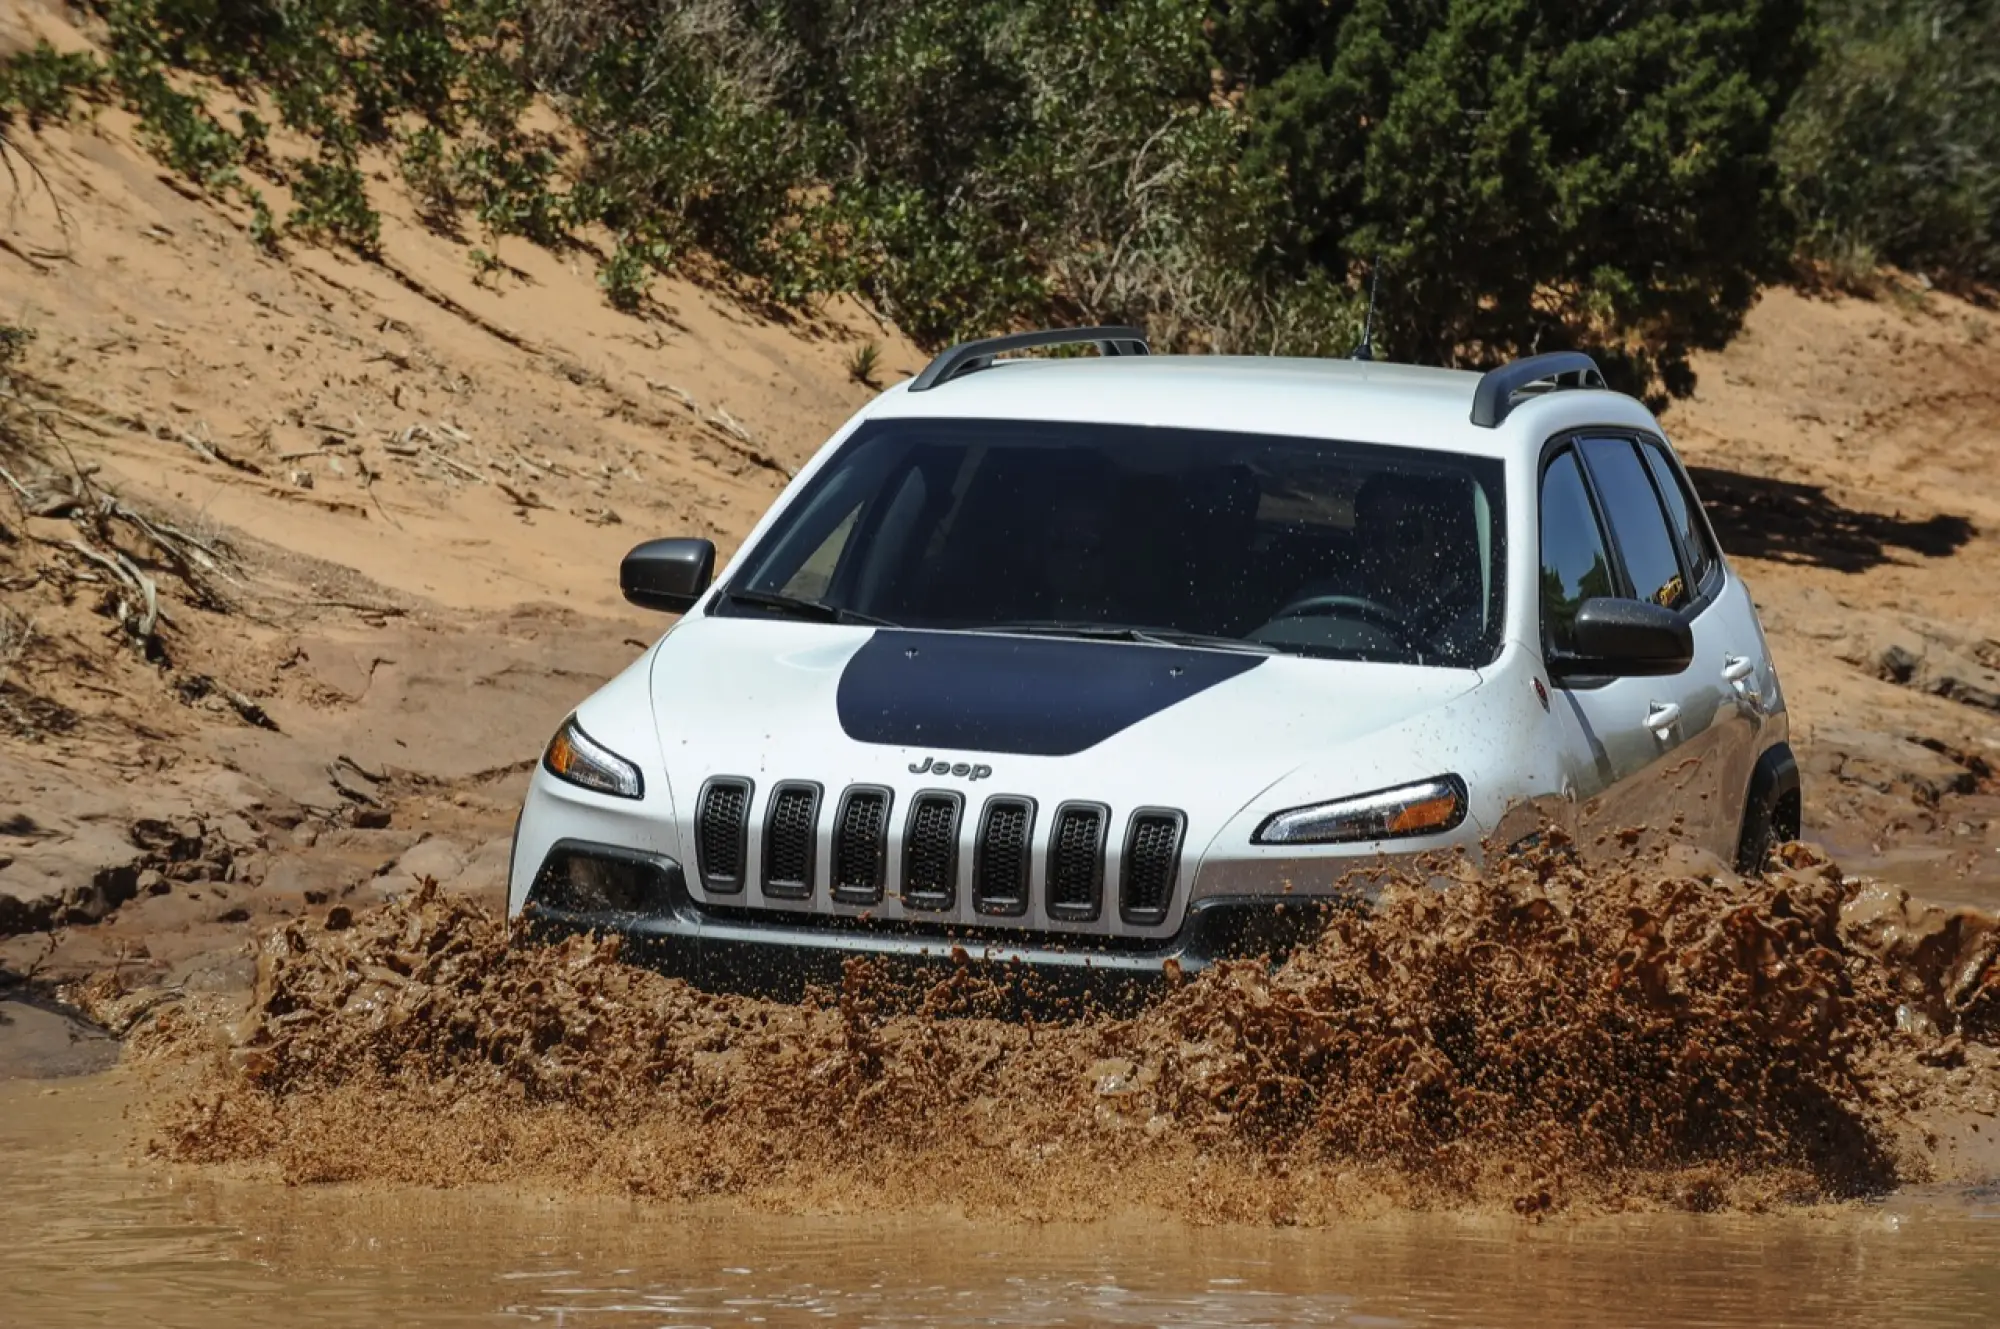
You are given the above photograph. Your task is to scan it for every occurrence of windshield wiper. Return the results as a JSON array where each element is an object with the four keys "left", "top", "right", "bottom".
[
  {"left": 969, "top": 621, "right": 1279, "bottom": 655},
  {"left": 724, "top": 588, "right": 898, "bottom": 627}
]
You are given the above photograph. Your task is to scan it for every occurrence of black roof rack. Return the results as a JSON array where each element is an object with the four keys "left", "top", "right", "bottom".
[
  {"left": 907, "top": 325, "right": 1148, "bottom": 393},
  {"left": 1469, "top": 351, "right": 1606, "bottom": 428}
]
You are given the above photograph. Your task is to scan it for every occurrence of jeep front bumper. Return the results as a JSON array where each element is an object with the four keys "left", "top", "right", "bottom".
[{"left": 515, "top": 839, "right": 1346, "bottom": 1009}]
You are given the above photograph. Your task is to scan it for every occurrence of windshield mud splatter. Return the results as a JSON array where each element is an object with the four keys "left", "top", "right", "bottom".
[{"left": 87, "top": 838, "right": 2000, "bottom": 1223}]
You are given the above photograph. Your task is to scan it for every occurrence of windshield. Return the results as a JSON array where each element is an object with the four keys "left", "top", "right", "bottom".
[{"left": 719, "top": 418, "right": 1508, "bottom": 667}]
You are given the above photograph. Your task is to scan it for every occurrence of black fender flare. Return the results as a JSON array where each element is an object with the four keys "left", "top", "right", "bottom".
[{"left": 1736, "top": 742, "right": 1801, "bottom": 872}]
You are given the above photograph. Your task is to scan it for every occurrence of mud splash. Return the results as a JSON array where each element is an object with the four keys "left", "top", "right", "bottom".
[{"left": 91, "top": 839, "right": 2000, "bottom": 1222}]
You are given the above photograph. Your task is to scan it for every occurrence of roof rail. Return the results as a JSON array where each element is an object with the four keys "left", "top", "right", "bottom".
[
  {"left": 907, "top": 325, "right": 1148, "bottom": 393},
  {"left": 1469, "top": 351, "right": 1606, "bottom": 428}
]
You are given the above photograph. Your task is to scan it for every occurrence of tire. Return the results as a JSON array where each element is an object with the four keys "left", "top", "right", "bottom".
[{"left": 1735, "top": 743, "right": 1801, "bottom": 874}]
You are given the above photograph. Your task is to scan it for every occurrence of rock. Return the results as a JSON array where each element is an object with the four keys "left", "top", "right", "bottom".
[
  {"left": 168, "top": 948, "right": 257, "bottom": 995},
  {"left": 0, "top": 997, "right": 119, "bottom": 1080},
  {"left": 453, "top": 835, "right": 514, "bottom": 900},
  {"left": 0, "top": 828, "right": 145, "bottom": 937},
  {"left": 1878, "top": 643, "right": 1921, "bottom": 685},
  {"left": 1813, "top": 726, "right": 1977, "bottom": 807},
  {"left": 382, "top": 836, "right": 467, "bottom": 892},
  {"left": 214, "top": 812, "right": 266, "bottom": 850},
  {"left": 137, "top": 869, "right": 167, "bottom": 896},
  {"left": 183, "top": 767, "right": 273, "bottom": 816},
  {"left": 1844, "top": 625, "right": 2000, "bottom": 715}
]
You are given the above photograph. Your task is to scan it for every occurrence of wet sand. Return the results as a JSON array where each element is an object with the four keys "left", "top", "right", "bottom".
[{"left": 6, "top": 1074, "right": 1998, "bottom": 1328}]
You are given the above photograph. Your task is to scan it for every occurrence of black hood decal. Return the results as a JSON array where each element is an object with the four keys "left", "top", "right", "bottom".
[{"left": 835, "top": 630, "right": 1264, "bottom": 756}]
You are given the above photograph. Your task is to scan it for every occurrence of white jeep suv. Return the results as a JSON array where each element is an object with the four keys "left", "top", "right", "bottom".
[{"left": 508, "top": 328, "right": 1798, "bottom": 996}]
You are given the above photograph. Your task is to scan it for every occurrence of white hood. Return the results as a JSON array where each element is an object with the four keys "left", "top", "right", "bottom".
[{"left": 638, "top": 617, "right": 1482, "bottom": 833}]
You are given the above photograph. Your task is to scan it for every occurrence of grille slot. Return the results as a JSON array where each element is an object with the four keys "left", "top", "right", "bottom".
[
  {"left": 694, "top": 777, "right": 753, "bottom": 894},
  {"left": 761, "top": 782, "right": 821, "bottom": 899},
  {"left": 1119, "top": 809, "right": 1185, "bottom": 925},
  {"left": 901, "top": 792, "right": 963, "bottom": 911},
  {"left": 831, "top": 786, "right": 892, "bottom": 904},
  {"left": 1047, "top": 802, "right": 1109, "bottom": 922},
  {"left": 973, "top": 797, "right": 1036, "bottom": 916}
]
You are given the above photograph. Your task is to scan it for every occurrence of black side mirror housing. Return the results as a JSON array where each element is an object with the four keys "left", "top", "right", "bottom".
[
  {"left": 621, "top": 538, "right": 716, "bottom": 613},
  {"left": 1551, "top": 597, "right": 1693, "bottom": 679}
]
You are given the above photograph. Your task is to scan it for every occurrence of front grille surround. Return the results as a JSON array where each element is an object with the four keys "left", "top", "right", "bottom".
[
  {"left": 901, "top": 790, "right": 964, "bottom": 911},
  {"left": 1119, "top": 807, "right": 1186, "bottom": 926},
  {"left": 1046, "top": 801, "right": 1110, "bottom": 922},
  {"left": 694, "top": 777, "right": 753, "bottom": 894},
  {"left": 761, "top": 781, "right": 822, "bottom": 900},
  {"left": 972, "top": 795, "right": 1037, "bottom": 916},
  {"left": 831, "top": 785, "right": 893, "bottom": 905},
  {"left": 696, "top": 775, "right": 1189, "bottom": 932}
]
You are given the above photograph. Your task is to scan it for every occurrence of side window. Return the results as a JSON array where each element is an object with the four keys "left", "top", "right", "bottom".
[
  {"left": 1639, "top": 441, "right": 1718, "bottom": 591},
  {"left": 1539, "top": 449, "right": 1617, "bottom": 654},
  {"left": 1577, "top": 437, "right": 1690, "bottom": 611}
]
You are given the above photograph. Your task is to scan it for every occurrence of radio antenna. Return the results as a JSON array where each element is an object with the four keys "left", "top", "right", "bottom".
[{"left": 1350, "top": 256, "right": 1382, "bottom": 361}]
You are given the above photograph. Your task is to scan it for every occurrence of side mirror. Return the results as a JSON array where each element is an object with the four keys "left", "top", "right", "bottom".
[
  {"left": 621, "top": 538, "right": 716, "bottom": 613},
  {"left": 1551, "top": 597, "right": 1693, "bottom": 679}
]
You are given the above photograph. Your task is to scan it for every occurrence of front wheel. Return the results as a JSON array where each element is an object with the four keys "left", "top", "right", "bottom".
[{"left": 1735, "top": 743, "right": 1802, "bottom": 873}]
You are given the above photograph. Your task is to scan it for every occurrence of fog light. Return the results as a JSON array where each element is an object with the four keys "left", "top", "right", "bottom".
[{"left": 529, "top": 848, "right": 667, "bottom": 914}]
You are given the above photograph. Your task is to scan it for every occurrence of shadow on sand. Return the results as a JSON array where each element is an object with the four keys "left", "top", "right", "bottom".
[{"left": 1688, "top": 465, "right": 1976, "bottom": 572}]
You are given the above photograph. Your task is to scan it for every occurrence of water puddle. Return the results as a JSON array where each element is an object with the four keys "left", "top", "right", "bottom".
[{"left": 5, "top": 1075, "right": 1999, "bottom": 1327}]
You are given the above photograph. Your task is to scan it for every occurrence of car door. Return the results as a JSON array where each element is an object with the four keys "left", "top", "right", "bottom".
[
  {"left": 1539, "top": 440, "right": 1722, "bottom": 854},
  {"left": 1637, "top": 436, "right": 1770, "bottom": 854}
]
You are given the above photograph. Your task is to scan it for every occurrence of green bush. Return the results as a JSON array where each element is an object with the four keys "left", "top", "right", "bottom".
[
  {"left": 0, "top": 41, "right": 108, "bottom": 128},
  {"left": 54, "top": 0, "right": 1986, "bottom": 394},
  {"left": 287, "top": 148, "right": 380, "bottom": 253},
  {"left": 1779, "top": 0, "right": 2000, "bottom": 283},
  {"left": 1220, "top": 1, "right": 1812, "bottom": 391}
]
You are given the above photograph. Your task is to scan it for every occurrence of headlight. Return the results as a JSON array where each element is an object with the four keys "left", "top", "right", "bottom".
[
  {"left": 542, "top": 715, "right": 644, "bottom": 799},
  {"left": 1252, "top": 775, "right": 1466, "bottom": 845}
]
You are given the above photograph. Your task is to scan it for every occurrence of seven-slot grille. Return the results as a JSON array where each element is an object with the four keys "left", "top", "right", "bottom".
[
  {"left": 1119, "top": 809, "right": 1186, "bottom": 925},
  {"left": 694, "top": 778, "right": 752, "bottom": 893},
  {"left": 700, "top": 779, "right": 1186, "bottom": 928},
  {"left": 1047, "top": 802, "right": 1109, "bottom": 922},
  {"left": 831, "top": 786, "right": 893, "bottom": 904},
  {"left": 972, "top": 797, "right": 1036, "bottom": 915},
  {"left": 761, "top": 782, "right": 821, "bottom": 899},
  {"left": 901, "top": 792, "right": 963, "bottom": 910}
]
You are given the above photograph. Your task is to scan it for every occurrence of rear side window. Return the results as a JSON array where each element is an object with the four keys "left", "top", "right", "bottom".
[
  {"left": 1639, "top": 441, "right": 1718, "bottom": 591},
  {"left": 1577, "top": 437, "right": 1689, "bottom": 611},
  {"left": 1538, "top": 449, "right": 1617, "bottom": 654}
]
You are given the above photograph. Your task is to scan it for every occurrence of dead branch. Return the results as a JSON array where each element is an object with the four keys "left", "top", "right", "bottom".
[
  {"left": 426, "top": 447, "right": 485, "bottom": 483},
  {"left": 0, "top": 461, "right": 32, "bottom": 509},
  {"left": 497, "top": 481, "right": 549, "bottom": 510},
  {"left": 0, "top": 388, "right": 115, "bottom": 438}
]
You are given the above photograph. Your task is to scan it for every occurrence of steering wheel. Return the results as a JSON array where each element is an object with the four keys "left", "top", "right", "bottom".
[{"left": 1262, "top": 593, "right": 1435, "bottom": 657}]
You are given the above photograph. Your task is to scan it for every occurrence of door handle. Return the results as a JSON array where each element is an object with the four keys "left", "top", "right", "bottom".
[
  {"left": 1645, "top": 701, "right": 1682, "bottom": 735},
  {"left": 1722, "top": 655, "right": 1757, "bottom": 685}
]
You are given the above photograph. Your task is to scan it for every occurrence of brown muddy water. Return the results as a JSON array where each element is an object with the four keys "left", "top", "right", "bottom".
[
  {"left": 7, "top": 1076, "right": 2000, "bottom": 1328},
  {"left": 9, "top": 842, "right": 2000, "bottom": 1325}
]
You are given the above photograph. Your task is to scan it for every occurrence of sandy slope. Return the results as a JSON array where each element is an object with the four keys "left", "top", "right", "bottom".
[{"left": 1, "top": 0, "right": 1997, "bottom": 1014}]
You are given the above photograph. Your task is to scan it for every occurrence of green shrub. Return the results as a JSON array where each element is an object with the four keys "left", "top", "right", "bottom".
[
  {"left": 597, "top": 234, "right": 669, "bottom": 312},
  {"left": 1780, "top": 0, "right": 2000, "bottom": 283},
  {"left": 398, "top": 124, "right": 458, "bottom": 233},
  {"left": 287, "top": 148, "right": 380, "bottom": 253},
  {"left": 1219, "top": 1, "right": 1813, "bottom": 384},
  {"left": 0, "top": 41, "right": 108, "bottom": 128},
  {"left": 81, "top": 0, "right": 1997, "bottom": 392}
]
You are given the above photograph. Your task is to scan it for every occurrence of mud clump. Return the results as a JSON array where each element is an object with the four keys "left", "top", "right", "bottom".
[{"left": 107, "top": 841, "right": 2000, "bottom": 1221}]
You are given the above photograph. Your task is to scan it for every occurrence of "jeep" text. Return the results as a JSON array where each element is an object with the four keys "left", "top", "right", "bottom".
[{"left": 908, "top": 756, "right": 992, "bottom": 781}]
